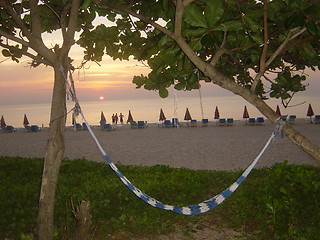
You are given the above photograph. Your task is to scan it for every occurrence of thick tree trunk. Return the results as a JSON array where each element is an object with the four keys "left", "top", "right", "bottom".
[{"left": 35, "top": 64, "right": 67, "bottom": 240}]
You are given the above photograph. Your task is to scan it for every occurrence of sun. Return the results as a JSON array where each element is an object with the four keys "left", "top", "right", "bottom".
[{"left": 99, "top": 96, "right": 105, "bottom": 100}]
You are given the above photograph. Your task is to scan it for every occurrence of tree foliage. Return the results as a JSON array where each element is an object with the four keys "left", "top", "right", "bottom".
[{"left": 77, "top": 0, "right": 319, "bottom": 102}]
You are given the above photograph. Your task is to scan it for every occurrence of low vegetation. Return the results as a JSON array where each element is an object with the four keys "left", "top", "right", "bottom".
[{"left": 1, "top": 157, "right": 319, "bottom": 240}]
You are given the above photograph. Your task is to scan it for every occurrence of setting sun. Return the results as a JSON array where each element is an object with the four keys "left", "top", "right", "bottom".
[{"left": 99, "top": 96, "right": 104, "bottom": 100}]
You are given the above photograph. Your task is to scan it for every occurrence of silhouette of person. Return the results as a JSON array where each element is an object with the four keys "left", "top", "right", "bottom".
[
  {"left": 119, "top": 113, "right": 124, "bottom": 124},
  {"left": 115, "top": 113, "right": 119, "bottom": 124}
]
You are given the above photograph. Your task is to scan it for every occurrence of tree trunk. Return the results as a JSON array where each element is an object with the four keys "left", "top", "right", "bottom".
[{"left": 35, "top": 64, "right": 67, "bottom": 240}]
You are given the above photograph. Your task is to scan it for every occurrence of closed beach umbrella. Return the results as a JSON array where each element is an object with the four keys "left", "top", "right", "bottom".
[
  {"left": 100, "top": 111, "right": 106, "bottom": 123},
  {"left": 23, "top": 114, "right": 29, "bottom": 126},
  {"left": 243, "top": 106, "right": 249, "bottom": 124},
  {"left": 127, "top": 110, "right": 133, "bottom": 123},
  {"left": 214, "top": 106, "right": 220, "bottom": 119},
  {"left": 159, "top": 108, "right": 166, "bottom": 121},
  {"left": 184, "top": 108, "right": 192, "bottom": 121},
  {"left": 1, "top": 115, "right": 6, "bottom": 128},
  {"left": 243, "top": 106, "right": 249, "bottom": 119},
  {"left": 307, "top": 104, "right": 314, "bottom": 117},
  {"left": 275, "top": 105, "right": 281, "bottom": 116}
]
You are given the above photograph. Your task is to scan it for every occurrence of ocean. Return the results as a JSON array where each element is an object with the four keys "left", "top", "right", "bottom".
[{"left": 0, "top": 95, "right": 319, "bottom": 128}]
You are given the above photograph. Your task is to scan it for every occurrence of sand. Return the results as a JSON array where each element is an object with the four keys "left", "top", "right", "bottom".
[{"left": 1, "top": 119, "right": 320, "bottom": 170}]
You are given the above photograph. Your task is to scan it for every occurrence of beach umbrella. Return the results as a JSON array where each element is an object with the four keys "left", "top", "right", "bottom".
[
  {"left": 23, "top": 114, "right": 29, "bottom": 126},
  {"left": 127, "top": 110, "right": 133, "bottom": 123},
  {"left": 243, "top": 106, "right": 249, "bottom": 119},
  {"left": 159, "top": 108, "right": 166, "bottom": 121},
  {"left": 100, "top": 111, "right": 106, "bottom": 123},
  {"left": 243, "top": 106, "right": 249, "bottom": 124},
  {"left": 184, "top": 108, "right": 192, "bottom": 121},
  {"left": 1, "top": 115, "right": 6, "bottom": 128},
  {"left": 275, "top": 105, "right": 281, "bottom": 116},
  {"left": 214, "top": 106, "right": 220, "bottom": 119},
  {"left": 307, "top": 104, "right": 314, "bottom": 117}
]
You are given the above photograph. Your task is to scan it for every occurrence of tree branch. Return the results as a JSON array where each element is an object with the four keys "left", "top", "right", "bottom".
[
  {"left": 0, "top": 29, "right": 30, "bottom": 47},
  {"left": 1, "top": 0, "right": 56, "bottom": 64},
  {"left": 29, "top": 0, "right": 42, "bottom": 38},
  {"left": 210, "top": 24, "right": 227, "bottom": 67},
  {"left": 174, "top": 0, "right": 184, "bottom": 37},
  {"left": 250, "top": 26, "right": 307, "bottom": 93},
  {"left": 60, "top": 0, "right": 81, "bottom": 62},
  {"left": 0, "top": 0, "right": 32, "bottom": 39},
  {"left": 0, "top": 41, "right": 51, "bottom": 66},
  {"left": 60, "top": 3, "right": 70, "bottom": 39},
  {"left": 94, "top": 0, "right": 173, "bottom": 37},
  {"left": 251, "top": 0, "right": 268, "bottom": 92}
]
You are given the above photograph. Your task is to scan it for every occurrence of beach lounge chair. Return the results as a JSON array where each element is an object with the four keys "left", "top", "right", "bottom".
[
  {"left": 138, "top": 121, "right": 146, "bottom": 128},
  {"left": 130, "top": 121, "right": 138, "bottom": 129},
  {"left": 248, "top": 118, "right": 255, "bottom": 126},
  {"left": 190, "top": 119, "right": 197, "bottom": 127},
  {"left": 287, "top": 115, "right": 296, "bottom": 124},
  {"left": 314, "top": 115, "right": 320, "bottom": 124},
  {"left": 30, "top": 125, "right": 40, "bottom": 132},
  {"left": 256, "top": 117, "right": 265, "bottom": 125},
  {"left": 82, "top": 122, "right": 88, "bottom": 130},
  {"left": 75, "top": 123, "right": 82, "bottom": 131},
  {"left": 164, "top": 120, "right": 172, "bottom": 128},
  {"left": 226, "top": 118, "right": 234, "bottom": 126},
  {"left": 172, "top": 118, "right": 181, "bottom": 127},
  {"left": 3, "top": 125, "right": 15, "bottom": 133},
  {"left": 103, "top": 123, "right": 114, "bottom": 131},
  {"left": 218, "top": 118, "right": 226, "bottom": 126},
  {"left": 202, "top": 119, "right": 209, "bottom": 127}
]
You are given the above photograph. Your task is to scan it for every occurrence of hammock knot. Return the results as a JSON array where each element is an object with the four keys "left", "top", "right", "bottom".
[{"left": 273, "top": 117, "right": 285, "bottom": 139}]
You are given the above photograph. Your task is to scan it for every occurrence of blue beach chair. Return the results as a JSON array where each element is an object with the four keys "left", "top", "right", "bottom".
[
  {"left": 190, "top": 119, "right": 197, "bottom": 127},
  {"left": 218, "top": 118, "right": 226, "bottom": 126},
  {"left": 287, "top": 115, "right": 296, "bottom": 124},
  {"left": 248, "top": 118, "right": 255, "bottom": 125},
  {"left": 202, "top": 119, "right": 209, "bottom": 127},
  {"left": 226, "top": 118, "right": 234, "bottom": 126},
  {"left": 256, "top": 117, "right": 265, "bottom": 125},
  {"left": 164, "top": 120, "right": 172, "bottom": 128},
  {"left": 138, "top": 121, "right": 146, "bottom": 128}
]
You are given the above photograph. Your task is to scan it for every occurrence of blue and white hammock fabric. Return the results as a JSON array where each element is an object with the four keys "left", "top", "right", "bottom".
[
  {"left": 80, "top": 110, "right": 282, "bottom": 215},
  {"left": 64, "top": 67, "right": 282, "bottom": 215}
]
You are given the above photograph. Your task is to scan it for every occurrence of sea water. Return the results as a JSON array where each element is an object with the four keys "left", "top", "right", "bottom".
[{"left": 0, "top": 95, "right": 319, "bottom": 128}]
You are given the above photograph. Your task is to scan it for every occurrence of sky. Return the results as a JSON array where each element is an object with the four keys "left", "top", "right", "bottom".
[{"left": 0, "top": 20, "right": 319, "bottom": 107}]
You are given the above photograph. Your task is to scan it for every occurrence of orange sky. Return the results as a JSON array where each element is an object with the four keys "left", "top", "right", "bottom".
[{"left": 0, "top": 43, "right": 319, "bottom": 106}]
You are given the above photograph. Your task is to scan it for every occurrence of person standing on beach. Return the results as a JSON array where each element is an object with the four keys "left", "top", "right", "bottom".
[
  {"left": 119, "top": 113, "right": 124, "bottom": 125},
  {"left": 115, "top": 113, "right": 119, "bottom": 124},
  {"left": 112, "top": 114, "right": 115, "bottom": 124}
]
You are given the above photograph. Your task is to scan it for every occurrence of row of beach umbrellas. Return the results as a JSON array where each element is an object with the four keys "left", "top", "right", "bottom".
[
  {"left": 99, "top": 104, "right": 316, "bottom": 124},
  {"left": 1, "top": 114, "right": 34, "bottom": 128},
  {"left": 1, "top": 104, "right": 317, "bottom": 128}
]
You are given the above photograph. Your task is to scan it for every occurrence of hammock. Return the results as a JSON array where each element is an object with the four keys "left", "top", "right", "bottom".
[{"left": 63, "top": 66, "right": 284, "bottom": 215}]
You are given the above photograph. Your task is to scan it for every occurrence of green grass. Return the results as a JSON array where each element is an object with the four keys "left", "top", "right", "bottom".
[{"left": 0, "top": 156, "right": 320, "bottom": 240}]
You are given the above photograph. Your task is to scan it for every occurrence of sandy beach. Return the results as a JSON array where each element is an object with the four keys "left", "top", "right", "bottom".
[{"left": 1, "top": 119, "right": 320, "bottom": 171}]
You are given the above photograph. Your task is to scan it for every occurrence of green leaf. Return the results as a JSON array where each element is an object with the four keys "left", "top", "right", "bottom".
[
  {"left": 174, "top": 82, "right": 186, "bottom": 90},
  {"left": 204, "top": 0, "right": 224, "bottom": 28},
  {"left": 306, "top": 21, "right": 319, "bottom": 35},
  {"left": 2, "top": 49, "right": 11, "bottom": 57},
  {"left": 80, "top": 0, "right": 91, "bottom": 10},
  {"left": 213, "top": 20, "right": 243, "bottom": 31},
  {"left": 159, "top": 86, "right": 169, "bottom": 98},
  {"left": 183, "top": 4, "right": 207, "bottom": 28},
  {"left": 158, "top": 35, "right": 173, "bottom": 47},
  {"left": 251, "top": 34, "right": 263, "bottom": 45},
  {"left": 243, "top": 15, "right": 262, "bottom": 33}
]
